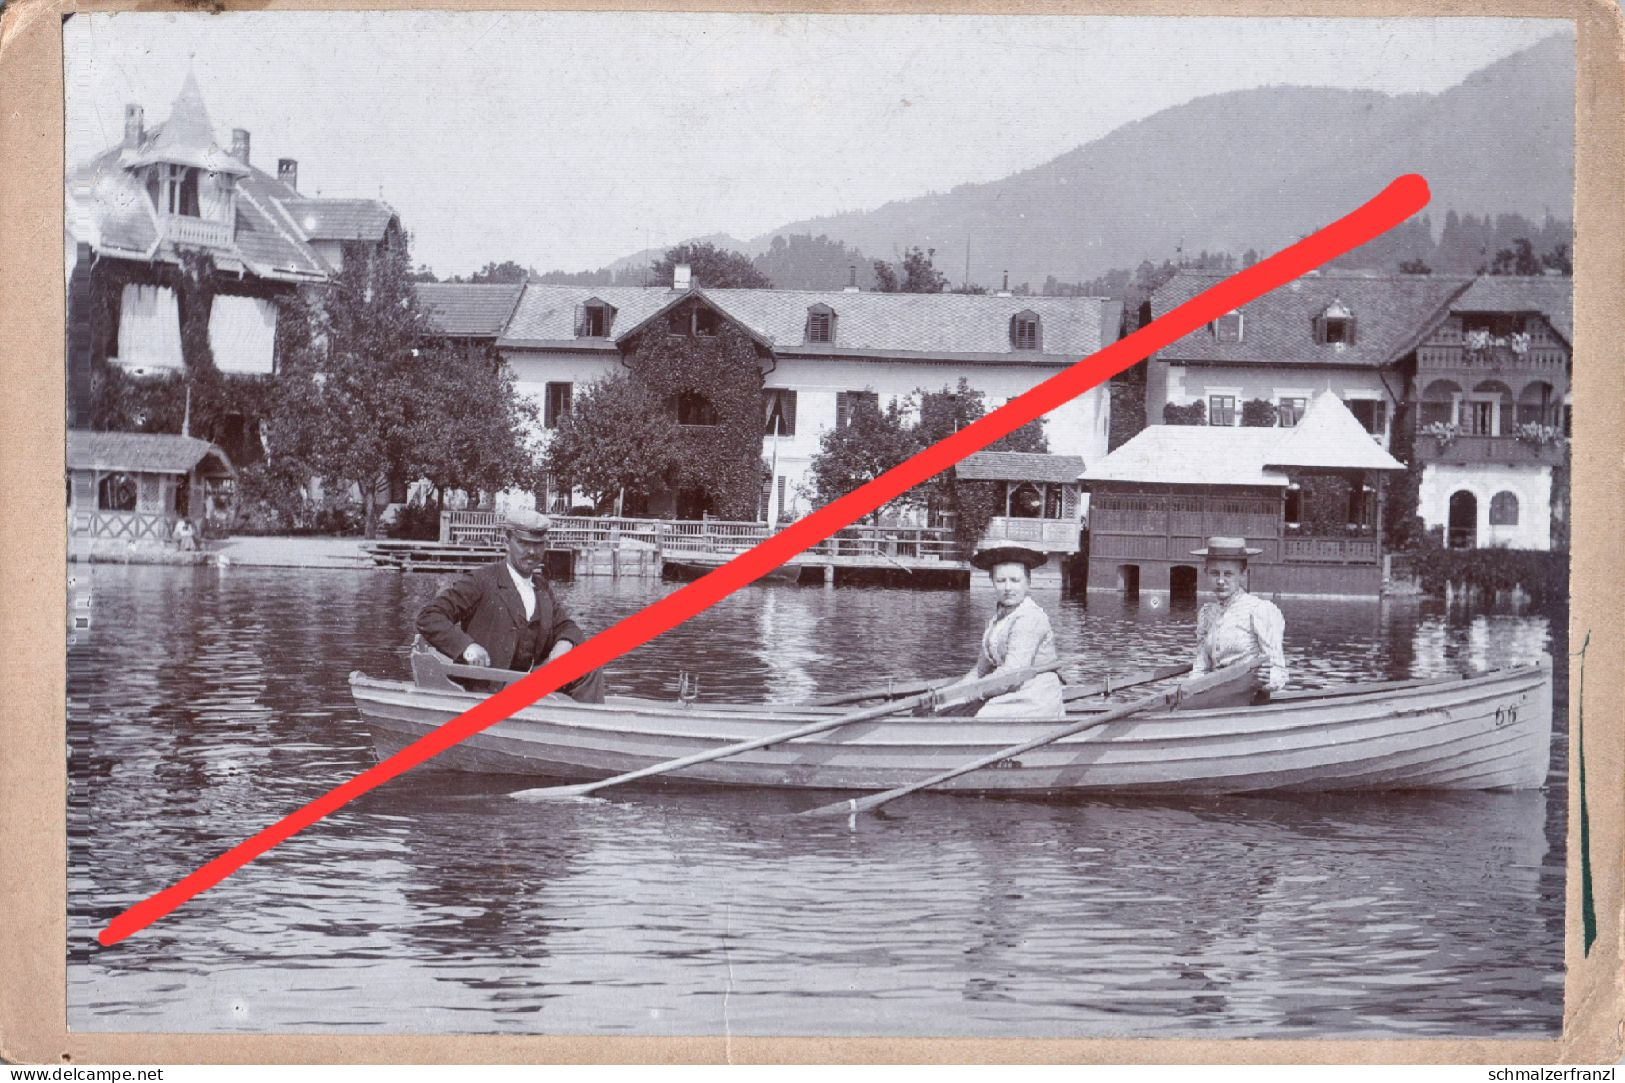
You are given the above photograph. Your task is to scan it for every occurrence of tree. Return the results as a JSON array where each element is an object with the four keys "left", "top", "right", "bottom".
[
  {"left": 1240, "top": 398, "right": 1278, "bottom": 427},
  {"left": 651, "top": 242, "right": 772, "bottom": 289},
  {"left": 462, "top": 260, "right": 532, "bottom": 284},
  {"left": 1488, "top": 238, "right": 1541, "bottom": 277},
  {"left": 408, "top": 264, "right": 440, "bottom": 282},
  {"left": 274, "top": 240, "right": 503, "bottom": 538},
  {"left": 1541, "top": 243, "right": 1573, "bottom": 276},
  {"left": 1398, "top": 258, "right": 1433, "bottom": 275},
  {"left": 805, "top": 396, "right": 916, "bottom": 523},
  {"left": 541, "top": 373, "right": 682, "bottom": 512},
  {"left": 411, "top": 347, "right": 542, "bottom": 508},
  {"left": 752, "top": 233, "right": 873, "bottom": 290},
  {"left": 873, "top": 246, "right": 949, "bottom": 293}
]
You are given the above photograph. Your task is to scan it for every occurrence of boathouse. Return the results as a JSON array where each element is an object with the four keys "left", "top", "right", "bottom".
[
  {"left": 68, "top": 431, "right": 237, "bottom": 545},
  {"left": 1080, "top": 392, "right": 1404, "bottom": 598},
  {"left": 955, "top": 450, "right": 1086, "bottom": 550}
]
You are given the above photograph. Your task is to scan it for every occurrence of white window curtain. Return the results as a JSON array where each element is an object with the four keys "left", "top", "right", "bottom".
[
  {"left": 116, "top": 284, "right": 184, "bottom": 371},
  {"left": 209, "top": 294, "right": 278, "bottom": 375},
  {"left": 199, "top": 172, "right": 231, "bottom": 222}
]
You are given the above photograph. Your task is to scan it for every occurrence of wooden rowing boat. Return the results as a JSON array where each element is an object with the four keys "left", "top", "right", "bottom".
[{"left": 347, "top": 649, "right": 1553, "bottom": 795}]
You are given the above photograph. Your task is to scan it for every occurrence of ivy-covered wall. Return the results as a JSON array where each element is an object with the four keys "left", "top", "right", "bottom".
[
  {"left": 623, "top": 300, "right": 768, "bottom": 520},
  {"left": 85, "top": 252, "right": 293, "bottom": 467}
]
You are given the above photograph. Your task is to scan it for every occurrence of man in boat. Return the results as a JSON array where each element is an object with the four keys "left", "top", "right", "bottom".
[
  {"left": 416, "top": 508, "right": 607, "bottom": 703},
  {"left": 941, "top": 543, "right": 1066, "bottom": 719},
  {"left": 1187, "top": 536, "right": 1288, "bottom": 705}
]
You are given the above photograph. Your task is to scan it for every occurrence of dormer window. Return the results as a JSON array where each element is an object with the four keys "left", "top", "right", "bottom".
[
  {"left": 1314, "top": 300, "right": 1357, "bottom": 346},
  {"left": 806, "top": 304, "right": 835, "bottom": 344},
  {"left": 1211, "top": 311, "right": 1244, "bottom": 343},
  {"left": 577, "top": 300, "right": 615, "bottom": 338},
  {"left": 1011, "top": 310, "right": 1041, "bottom": 351}
]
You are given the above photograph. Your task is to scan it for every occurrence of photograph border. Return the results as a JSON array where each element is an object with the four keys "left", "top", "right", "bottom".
[{"left": 2, "top": 0, "right": 1621, "bottom": 1063}]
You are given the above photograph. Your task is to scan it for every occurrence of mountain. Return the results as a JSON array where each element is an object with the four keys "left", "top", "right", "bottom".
[{"left": 745, "top": 32, "right": 1574, "bottom": 288}]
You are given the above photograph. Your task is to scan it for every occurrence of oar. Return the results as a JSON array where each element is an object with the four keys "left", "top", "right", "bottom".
[
  {"left": 799, "top": 656, "right": 1257, "bottom": 819},
  {"left": 509, "top": 657, "right": 1068, "bottom": 801},
  {"left": 804, "top": 674, "right": 957, "bottom": 707},
  {"left": 1062, "top": 662, "right": 1192, "bottom": 705},
  {"left": 810, "top": 659, "right": 1191, "bottom": 710}
]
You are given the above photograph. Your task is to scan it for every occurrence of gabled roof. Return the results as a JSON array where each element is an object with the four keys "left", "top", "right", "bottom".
[
  {"left": 417, "top": 283, "right": 526, "bottom": 337},
  {"left": 498, "top": 283, "right": 1121, "bottom": 361},
  {"left": 956, "top": 451, "right": 1086, "bottom": 484},
  {"left": 1451, "top": 275, "right": 1573, "bottom": 346},
  {"left": 67, "top": 431, "right": 236, "bottom": 477},
  {"left": 1153, "top": 270, "right": 1473, "bottom": 368},
  {"left": 1081, "top": 393, "right": 1401, "bottom": 488},
  {"left": 281, "top": 199, "right": 398, "bottom": 243}
]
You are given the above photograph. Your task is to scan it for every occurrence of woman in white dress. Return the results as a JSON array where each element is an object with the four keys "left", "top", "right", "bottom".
[
  {"left": 1187, "top": 536, "right": 1289, "bottom": 703},
  {"left": 949, "top": 543, "right": 1066, "bottom": 719}
]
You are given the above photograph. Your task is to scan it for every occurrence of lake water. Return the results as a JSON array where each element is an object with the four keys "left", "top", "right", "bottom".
[{"left": 67, "top": 565, "right": 1567, "bottom": 1037}]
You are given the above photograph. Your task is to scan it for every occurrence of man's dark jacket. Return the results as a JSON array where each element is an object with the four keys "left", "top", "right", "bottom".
[{"left": 416, "top": 560, "right": 584, "bottom": 669}]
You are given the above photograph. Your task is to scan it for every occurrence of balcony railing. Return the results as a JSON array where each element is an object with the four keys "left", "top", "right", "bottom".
[
  {"left": 1412, "top": 433, "right": 1568, "bottom": 466},
  {"left": 1282, "top": 535, "right": 1378, "bottom": 564},
  {"left": 980, "top": 516, "right": 1081, "bottom": 553},
  {"left": 1417, "top": 342, "right": 1568, "bottom": 373},
  {"left": 160, "top": 214, "right": 233, "bottom": 249}
]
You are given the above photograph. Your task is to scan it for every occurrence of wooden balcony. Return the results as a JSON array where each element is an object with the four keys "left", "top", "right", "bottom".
[
  {"left": 161, "top": 214, "right": 233, "bottom": 249},
  {"left": 1412, "top": 433, "right": 1567, "bottom": 467},
  {"left": 1417, "top": 342, "right": 1568, "bottom": 376},
  {"left": 980, "top": 516, "right": 1081, "bottom": 553},
  {"left": 1282, "top": 534, "right": 1378, "bottom": 564}
]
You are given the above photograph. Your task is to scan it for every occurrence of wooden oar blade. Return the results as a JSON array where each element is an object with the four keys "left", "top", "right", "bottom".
[
  {"left": 801, "top": 793, "right": 891, "bottom": 819},
  {"left": 510, "top": 782, "right": 604, "bottom": 801}
]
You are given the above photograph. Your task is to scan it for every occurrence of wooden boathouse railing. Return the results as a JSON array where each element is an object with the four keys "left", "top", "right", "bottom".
[{"left": 438, "top": 509, "right": 961, "bottom": 561}]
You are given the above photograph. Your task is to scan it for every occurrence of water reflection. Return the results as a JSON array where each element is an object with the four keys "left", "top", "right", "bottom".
[{"left": 67, "top": 566, "right": 1564, "bottom": 1036}]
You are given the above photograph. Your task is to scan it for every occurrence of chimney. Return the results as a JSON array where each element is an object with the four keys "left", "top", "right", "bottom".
[
  {"left": 843, "top": 263, "right": 860, "bottom": 292},
  {"left": 123, "top": 104, "right": 144, "bottom": 149},
  {"left": 231, "top": 128, "right": 250, "bottom": 164},
  {"left": 997, "top": 270, "right": 1012, "bottom": 297},
  {"left": 673, "top": 263, "right": 692, "bottom": 291},
  {"left": 277, "top": 158, "right": 299, "bottom": 193}
]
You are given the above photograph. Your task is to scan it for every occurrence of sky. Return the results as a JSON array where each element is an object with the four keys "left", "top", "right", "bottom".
[{"left": 64, "top": 13, "right": 1570, "bottom": 279}]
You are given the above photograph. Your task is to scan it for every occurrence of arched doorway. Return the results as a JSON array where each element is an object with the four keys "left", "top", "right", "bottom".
[
  {"left": 1447, "top": 490, "right": 1477, "bottom": 549},
  {"left": 1117, "top": 563, "right": 1140, "bottom": 597},
  {"left": 1169, "top": 564, "right": 1199, "bottom": 602}
]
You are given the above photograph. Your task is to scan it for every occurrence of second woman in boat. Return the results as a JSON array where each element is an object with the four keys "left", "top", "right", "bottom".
[
  {"left": 946, "top": 543, "right": 1066, "bottom": 719},
  {"left": 1188, "top": 536, "right": 1289, "bottom": 702}
]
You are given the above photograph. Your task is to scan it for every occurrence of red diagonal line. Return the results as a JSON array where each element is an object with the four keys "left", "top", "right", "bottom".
[{"left": 98, "top": 174, "right": 1429, "bottom": 946}]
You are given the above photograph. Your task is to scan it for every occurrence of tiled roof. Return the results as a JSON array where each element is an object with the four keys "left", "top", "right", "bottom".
[
  {"left": 956, "top": 451, "right": 1087, "bottom": 483},
  {"left": 1452, "top": 276, "right": 1573, "bottom": 345},
  {"left": 120, "top": 72, "right": 248, "bottom": 178},
  {"left": 1153, "top": 270, "right": 1473, "bottom": 368},
  {"left": 235, "top": 173, "right": 331, "bottom": 278},
  {"left": 501, "top": 285, "right": 675, "bottom": 348},
  {"left": 67, "top": 431, "right": 235, "bottom": 476},
  {"left": 67, "top": 147, "right": 159, "bottom": 255},
  {"left": 1081, "top": 393, "right": 1401, "bottom": 487},
  {"left": 280, "top": 199, "right": 398, "bottom": 242},
  {"left": 417, "top": 283, "right": 526, "bottom": 337},
  {"left": 500, "top": 283, "right": 1119, "bottom": 360}
]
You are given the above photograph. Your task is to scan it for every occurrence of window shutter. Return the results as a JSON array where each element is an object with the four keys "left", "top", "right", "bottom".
[
  {"left": 836, "top": 391, "right": 850, "bottom": 430},
  {"left": 1312, "top": 315, "right": 1326, "bottom": 344},
  {"left": 573, "top": 304, "right": 584, "bottom": 337},
  {"left": 1346, "top": 317, "right": 1358, "bottom": 346},
  {"left": 783, "top": 390, "right": 796, "bottom": 435}
]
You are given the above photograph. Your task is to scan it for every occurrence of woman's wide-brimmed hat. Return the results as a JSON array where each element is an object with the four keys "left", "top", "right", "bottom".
[
  {"left": 1190, "top": 535, "right": 1262, "bottom": 559},
  {"left": 504, "top": 507, "right": 553, "bottom": 542},
  {"left": 969, "top": 542, "right": 1048, "bottom": 571}
]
